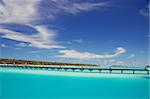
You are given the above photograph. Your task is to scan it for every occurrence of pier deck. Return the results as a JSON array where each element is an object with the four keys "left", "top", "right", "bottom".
[{"left": 0, "top": 65, "right": 149, "bottom": 75}]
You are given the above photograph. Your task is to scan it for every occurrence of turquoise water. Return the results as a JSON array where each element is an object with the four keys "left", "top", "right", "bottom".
[{"left": 0, "top": 67, "right": 150, "bottom": 99}]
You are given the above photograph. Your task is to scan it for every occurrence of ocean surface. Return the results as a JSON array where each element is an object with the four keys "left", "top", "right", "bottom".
[{"left": 0, "top": 67, "right": 150, "bottom": 99}]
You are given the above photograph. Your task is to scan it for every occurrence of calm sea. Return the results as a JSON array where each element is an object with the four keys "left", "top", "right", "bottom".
[{"left": 0, "top": 67, "right": 149, "bottom": 99}]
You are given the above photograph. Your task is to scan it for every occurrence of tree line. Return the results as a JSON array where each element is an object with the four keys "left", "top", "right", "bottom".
[{"left": 0, "top": 58, "right": 98, "bottom": 66}]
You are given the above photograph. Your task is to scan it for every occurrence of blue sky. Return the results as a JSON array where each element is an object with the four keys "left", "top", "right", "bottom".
[{"left": 0, "top": 0, "right": 149, "bottom": 66}]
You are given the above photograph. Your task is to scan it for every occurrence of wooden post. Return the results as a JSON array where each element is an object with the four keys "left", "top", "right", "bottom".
[
  {"left": 89, "top": 69, "right": 92, "bottom": 72},
  {"left": 58, "top": 66, "right": 62, "bottom": 70},
  {"left": 121, "top": 70, "right": 123, "bottom": 74},
  {"left": 110, "top": 70, "right": 112, "bottom": 74},
  {"left": 81, "top": 67, "right": 83, "bottom": 72},
  {"left": 133, "top": 70, "right": 135, "bottom": 74},
  {"left": 64, "top": 68, "right": 68, "bottom": 71},
  {"left": 99, "top": 70, "right": 101, "bottom": 73}
]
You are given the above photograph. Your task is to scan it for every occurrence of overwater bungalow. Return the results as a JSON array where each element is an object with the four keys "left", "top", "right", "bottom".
[{"left": 145, "top": 66, "right": 150, "bottom": 70}]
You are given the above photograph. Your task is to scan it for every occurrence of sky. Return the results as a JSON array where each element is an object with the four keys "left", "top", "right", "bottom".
[{"left": 0, "top": 0, "right": 149, "bottom": 66}]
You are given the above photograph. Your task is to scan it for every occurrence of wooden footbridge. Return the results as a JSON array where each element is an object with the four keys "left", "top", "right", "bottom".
[{"left": 0, "top": 65, "right": 150, "bottom": 75}]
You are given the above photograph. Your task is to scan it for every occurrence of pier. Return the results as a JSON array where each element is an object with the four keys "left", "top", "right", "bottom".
[{"left": 0, "top": 65, "right": 149, "bottom": 75}]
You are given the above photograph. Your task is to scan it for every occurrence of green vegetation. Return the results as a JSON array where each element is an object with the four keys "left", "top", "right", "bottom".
[{"left": 0, "top": 58, "right": 98, "bottom": 66}]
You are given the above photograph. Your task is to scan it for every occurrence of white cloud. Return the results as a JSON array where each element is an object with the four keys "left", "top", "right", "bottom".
[
  {"left": 49, "top": 0, "right": 109, "bottom": 15},
  {"left": 72, "top": 39, "right": 83, "bottom": 44},
  {"left": 0, "top": 44, "right": 7, "bottom": 47},
  {"left": 128, "top": 54, "right": 135, "bottom": 59},
  {"left": 57, "top": 47, "right": 126, "bottom": 59},
  {"left": 16, "top": 43, "right": 29, "bottom": 47},
  {"left": 0, "top": 0, "right": 109, "bottom": 49},
  {"left": 38, "top": 0, "right": 110, "bottom": 19},
  {"left": 67, "top": 39, "right": 83, "bottom": 44},
  {"left": 0, "top": 0, "right": 40, "bottom": 24},
  {"left": 0, "top": 25, "right": 64, "bottom": 49},
  {"left": 0, "top": 0, "right": 109, "bottom": 24},
  {"left": 0, "top": 0, "right": 64, "bottom": 49},
  {"left": 139, "top": 5, "right": 149, "bottom": 17}
]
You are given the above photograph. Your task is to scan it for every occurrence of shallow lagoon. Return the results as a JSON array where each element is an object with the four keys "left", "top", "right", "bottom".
[{"left": 0, "top": 67, "right": 150, "bottom": 99}]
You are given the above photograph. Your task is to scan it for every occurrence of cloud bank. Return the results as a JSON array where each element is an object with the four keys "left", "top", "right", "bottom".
[
  {"left": 57, "top": 47, "right": 126, "bottom": 59},
  {"left": 0, "top": 0, "right": 109, "bottom": 49},
  {"left": 0, "top": 26, "right": 64, "bottom": 49}
]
